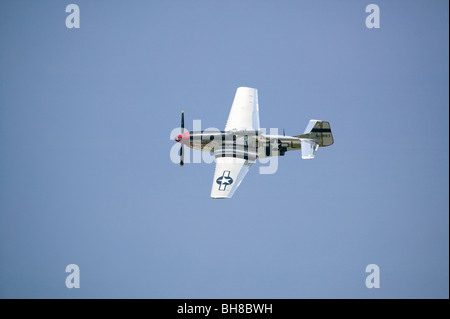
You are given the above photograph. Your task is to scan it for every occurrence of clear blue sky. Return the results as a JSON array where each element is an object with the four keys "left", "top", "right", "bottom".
[{"left": 0, "top": 0, "right": 448, "bottom": 298}]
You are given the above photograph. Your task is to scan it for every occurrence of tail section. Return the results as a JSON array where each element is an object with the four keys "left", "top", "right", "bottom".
[
  {"left": 295, "top": 120, "right": 334, "bottom": 159},
  {"left": 303, "top": 120, "right": 334, "bottom": 147}
]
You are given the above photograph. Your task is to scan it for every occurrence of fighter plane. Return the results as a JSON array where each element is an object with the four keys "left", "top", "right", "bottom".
[{"left": 174, "top": 87, "right": 334, "bottom": 199}]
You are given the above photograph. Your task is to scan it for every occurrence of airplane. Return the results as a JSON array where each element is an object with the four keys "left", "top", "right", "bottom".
[{"left": 174, "top": 87, "right": 334, "bottom": 199}]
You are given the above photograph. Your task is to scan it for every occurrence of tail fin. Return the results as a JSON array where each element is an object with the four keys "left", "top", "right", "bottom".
[{"left": 295, "top": 120, "right": 334, "bottom": 159}]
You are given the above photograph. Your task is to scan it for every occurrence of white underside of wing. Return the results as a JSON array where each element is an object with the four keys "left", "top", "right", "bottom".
[
  {"left": 224, "top": 87, "right": 260, "bottom": 131},
  {"left": 210, "top": 157, "right": 253, "bottom": 199},
  {"left": 211, "top": 87, "right": 258, "bottom": 198}
]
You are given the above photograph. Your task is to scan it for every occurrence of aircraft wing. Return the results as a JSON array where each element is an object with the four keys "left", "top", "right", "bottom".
[
  {"left": 210, "top": 157, "right": 253, "bottom": 199},
  {"left": 224, "top": 87, "right": 260, "bottom": 131}
]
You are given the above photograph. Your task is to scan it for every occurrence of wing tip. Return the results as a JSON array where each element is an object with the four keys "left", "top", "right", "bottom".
[{"left": 237, "top": 86, "right": 257, "bottom": 91}]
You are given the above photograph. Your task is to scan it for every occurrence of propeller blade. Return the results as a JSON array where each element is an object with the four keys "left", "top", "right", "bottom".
[
  {"left": 180, "top": 110, "right": 185, "bottom": 166},
  {"left": 180, "top": 145, "right": 184, "bottom": 166},
  {"left": 283, "top": 128, "right": 285, "bottom": 136},
  {"left": 181, "top": 110, "right": 184, "bottom": 132}
]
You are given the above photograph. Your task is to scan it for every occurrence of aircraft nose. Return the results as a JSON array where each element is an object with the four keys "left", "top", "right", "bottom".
[{"left": 175, "top": 132, "right": 190, "bottom": 145}]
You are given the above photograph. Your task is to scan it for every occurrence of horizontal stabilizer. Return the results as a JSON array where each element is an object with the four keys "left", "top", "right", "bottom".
[{"left": 301, "top": 140, "right": 319, "bottom": 159}]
